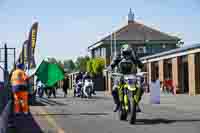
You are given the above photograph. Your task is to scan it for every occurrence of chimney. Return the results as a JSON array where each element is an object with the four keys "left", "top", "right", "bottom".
[{"left": 128, "top": 8, "right": 134, "bottom": 24}]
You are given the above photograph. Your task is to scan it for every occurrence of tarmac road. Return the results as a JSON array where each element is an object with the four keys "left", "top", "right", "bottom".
[{"left": 8, "top": 90, "right": 200, "bottom": 133}]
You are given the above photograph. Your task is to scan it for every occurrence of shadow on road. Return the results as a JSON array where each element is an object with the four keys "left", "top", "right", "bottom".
[
  {"left": 8, "top": 113, "right": 44, "bottom": 133},
  {"left": 38, "top": 97, "right": 67, "bottom": 106},
  {"left": 47, "top": 96, "right": 66, "bottom": 99},
  {"left": 34, "top": 112, "right": 109, "bottom": 116},
  {"left": 93, "top": 96, "right": 111, "bottom": 100},
  {"left": 135, "top": 118, "right": 200, "bottom": 125},
  {"left": 31, "top": 100, "right": 46, "bottom": 106}
]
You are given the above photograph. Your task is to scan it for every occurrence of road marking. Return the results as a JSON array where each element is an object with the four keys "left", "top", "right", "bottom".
[{"left": 37, "top": 107, "right": 65, "bottom": 133}]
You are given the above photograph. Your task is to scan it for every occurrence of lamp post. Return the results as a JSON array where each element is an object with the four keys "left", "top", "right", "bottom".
[
  {"left": 114, "top": 31, "right": 117, "bottom": 56},
  {"left": 110, "top": 32, "right": 113, "bottom": 61}
]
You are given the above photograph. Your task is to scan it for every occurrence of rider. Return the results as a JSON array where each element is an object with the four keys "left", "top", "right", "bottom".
[
  {"left": 36, "top": 79, "right": 45, "bottom": 97},
  {"left": 109, "top": 44, "right": 144, "bottom": 112},
  {"left": 83, "top": 72, "right": 95, "bottom": 95},
  {"left": 83, "top": 72, "right": 91, "bottom": 82},
  {"left": 75, "top": 72, "right": 83, "bottom": 84},
  {"left": 74, "top": 72, "right": 83, "bottom": 95}
]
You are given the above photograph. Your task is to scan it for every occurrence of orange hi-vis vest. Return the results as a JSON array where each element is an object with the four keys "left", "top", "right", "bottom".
[{"left": 11, "top": 69, "right": 28, "bottom": 86}]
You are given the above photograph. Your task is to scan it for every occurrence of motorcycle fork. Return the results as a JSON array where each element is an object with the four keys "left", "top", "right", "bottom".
[
  {"left": 119, "top": 85, "right": 129, "bottom": 111},
  {"left": 124, "top": 89, "right": 129, "bottom": 111},
  {"left": 118, "top": 85, "right": 124, "bottom": 109}
]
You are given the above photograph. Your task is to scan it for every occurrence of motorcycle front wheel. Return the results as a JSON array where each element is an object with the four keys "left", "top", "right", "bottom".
[
  {"left": 87, "top": 87, "right": 92, "bottom": 98},
  {"left": 129, "top": 98, "right": 137, "bottom": 124},
  {"left": 118, "top": 104, "right": 127, "bottom": 121},
  {"left": 80, "top": 89, "right": 84, "bottom": 98}
]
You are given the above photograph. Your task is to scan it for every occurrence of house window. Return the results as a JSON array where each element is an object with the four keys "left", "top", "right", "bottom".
[
  {"left": 136, "top": 46, "right": 146, "bottom": 54},
  {"left": 162, "top": 44, "right": 166, "bottom": 48},
  {"left": 101, "top": 48, "right": 106, "bottom": 57},
  {"left": 94, "top": 49, "right": 100, "bottom": 57}
]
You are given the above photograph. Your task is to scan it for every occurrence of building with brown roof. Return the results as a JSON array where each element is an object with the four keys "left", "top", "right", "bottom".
[{"left": 88, "top": 9, "right": 181, "bottom": 66}]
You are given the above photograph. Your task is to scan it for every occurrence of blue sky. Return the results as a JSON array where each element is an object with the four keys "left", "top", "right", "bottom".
[{"left": 0, "top": 0, "right": 200, "bottom": 79}]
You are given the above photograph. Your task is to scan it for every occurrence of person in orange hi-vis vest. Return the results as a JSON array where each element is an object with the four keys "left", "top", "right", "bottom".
[{"left": 11, "top": 63, "right": 29, "bottom": 115}]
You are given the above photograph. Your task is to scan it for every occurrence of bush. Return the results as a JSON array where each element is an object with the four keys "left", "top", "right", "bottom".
[{"left": 87, "top": 57, "right": 105, "bottom": 76}]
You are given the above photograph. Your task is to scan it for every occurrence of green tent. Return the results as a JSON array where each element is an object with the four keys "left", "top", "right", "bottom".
[{"left": 35, "top": 60, "right": 64, "bottom": 87}]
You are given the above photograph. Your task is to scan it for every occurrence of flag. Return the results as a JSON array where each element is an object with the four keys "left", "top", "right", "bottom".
[
  {"left": 35, "top": 60, "right": 64, "bottom": 87},
  {"left": 23, "top": 40, "right": 29, "bottom": 64},
  {"left": 16, "top": 40, "right": 29, "bottom": 70},
  {"left": 27, "top": 22, "right": 39, "bottom": 69}
]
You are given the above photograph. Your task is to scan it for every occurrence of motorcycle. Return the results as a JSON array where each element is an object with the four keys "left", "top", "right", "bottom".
[
  {"left": 74, "top": 79, "right": 83, "bottom": 97},
  {"left": 82, "top": 79, "right": 94, "bottom": 98},
  {"left": 111, "top": 72, "right": 144, "bottom": 124}
]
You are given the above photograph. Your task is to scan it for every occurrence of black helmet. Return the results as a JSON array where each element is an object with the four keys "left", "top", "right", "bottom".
[{"left": 121, "top": 44, "right": 132, "bottom": 57}]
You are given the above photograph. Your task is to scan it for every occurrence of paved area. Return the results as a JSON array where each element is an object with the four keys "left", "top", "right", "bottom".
[{"left": 8, "top": 90, "right": 200, "bottom": 133}]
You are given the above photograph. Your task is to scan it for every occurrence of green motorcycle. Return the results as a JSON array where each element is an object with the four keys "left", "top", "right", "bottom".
[{"left": 111, "top": 73, "right": 143, "bottom": 124}]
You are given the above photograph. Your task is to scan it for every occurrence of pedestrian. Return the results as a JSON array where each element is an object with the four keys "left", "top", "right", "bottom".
[
  {"left": 36, "top": 79, "right": 45, "bottom": 97},
  {"left": 48, "top": 82, "right": 57, "bottom": 98},
  {"left": 10, "top": 63, "right": 29, "bottom": 115},
  {"left": 63, "top": 76, "right": 69, "bottom": 98},
  {"left": 150, "top": 74, "right": 160, "bottom": 104}
]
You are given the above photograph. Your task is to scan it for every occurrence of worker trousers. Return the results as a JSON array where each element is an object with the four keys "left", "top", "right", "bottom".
[{"left": 13, "top": 91, "right": 29, "bottom": 114}]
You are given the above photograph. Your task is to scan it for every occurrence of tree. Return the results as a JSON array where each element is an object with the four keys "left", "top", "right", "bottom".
[
  {"left": 75, "top": 56, "right": 90, "bottom": 72},
  {"left": 93, "top": 57, "right": 105, "bottom": 75},
  {"left": 47, "top": 57, "right": 58, "bottom": 64},
  {"left": 63, "top": 59, "right": 76, "bottom": 73},
  {"left": 87, "top": 59, "right": 94, "bottom": 75},
  {"left": 57, "top": 60, "right": 64, "bottom": 70}
]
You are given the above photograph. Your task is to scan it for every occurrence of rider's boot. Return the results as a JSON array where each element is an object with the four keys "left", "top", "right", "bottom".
[
  {"left": 113, "top": 103, "right": 120, "bottom": 112},
  {"left": 112, "top": 90, "right": 120, "bottom": 112},
  {"left": 92, "top": 89, "right": 96, "bottom": 95},
  {"left": 136, "top": 105, "right": 141, "bottom": 112}
]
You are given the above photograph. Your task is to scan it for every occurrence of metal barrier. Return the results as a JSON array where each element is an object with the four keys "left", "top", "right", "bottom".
[
  {"left": 0, "top": 83, "right": 12, "bottom": 133},
  {"left": 0, "top": 101, "right": 12, "bottom": 133}
]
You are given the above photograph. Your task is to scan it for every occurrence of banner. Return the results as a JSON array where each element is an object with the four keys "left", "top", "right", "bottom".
[
  {"left": 23, "top": 40, "right": 29, "bottom": 64},
  {"left": 27, "top": 22, "right": 39, "bottom": 69},
  {"left": 16, "top": 40, "right": 29, "bottom": 66},
  {"left": 15, "top": 22, "right": 38, "bottom": 71}
]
